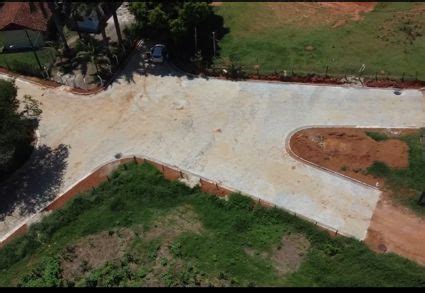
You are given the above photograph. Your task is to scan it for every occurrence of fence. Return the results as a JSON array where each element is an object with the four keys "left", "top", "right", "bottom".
[
  {"left": 0, "top": 153, "right": 351, "bottom": 250},
  {"left": 207, "top": 60, "right": 425, "bottom": 88}
]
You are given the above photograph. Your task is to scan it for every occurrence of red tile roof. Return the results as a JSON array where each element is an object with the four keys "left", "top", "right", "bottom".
[{"left": 0, "top": 2, "right": 52, "bottom": 32}]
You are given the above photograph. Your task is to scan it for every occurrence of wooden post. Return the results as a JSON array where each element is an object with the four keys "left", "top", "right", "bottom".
[
  {"left": 212, "top": 31, "right": 216, "bottom": 57},
  {"left": 401, "top": 72, "right": 405, "bottom": 82}
]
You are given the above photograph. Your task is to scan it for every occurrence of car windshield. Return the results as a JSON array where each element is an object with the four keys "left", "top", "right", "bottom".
[{"left": 152, "top": 47, "right": 163, "bottom": 57}]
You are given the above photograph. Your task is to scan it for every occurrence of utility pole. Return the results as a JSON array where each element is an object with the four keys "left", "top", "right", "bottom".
[
  {"left": 194, "top": 26, "right": 197, "bottom": 52},
  {"left": 24, "top": 30, "right": 43, "bottom": 74},
  {"left": 212, "top": 31, "right": 216, "bottom": 57}
]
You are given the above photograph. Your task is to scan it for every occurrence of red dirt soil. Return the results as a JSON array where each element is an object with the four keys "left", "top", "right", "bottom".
[
  {"left": 289, "top": 128, "right": 410, "bottom": 187},
  {"left": 365, "top": 192, "right": 425, "bottom": 266},
  {"left": 317, "top": 2, "right": 377, "bottom": 21}
]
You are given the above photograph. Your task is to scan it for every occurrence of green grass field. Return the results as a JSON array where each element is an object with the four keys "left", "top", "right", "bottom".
[
  {"left": 213, "top": 2, "right": 425, "bottom": 80},
  {"left": 0, "top": 47, "right": 55, "bottom": 76},
  {"left": 1, "top": 163, "right": 424, "bottom": 287}
]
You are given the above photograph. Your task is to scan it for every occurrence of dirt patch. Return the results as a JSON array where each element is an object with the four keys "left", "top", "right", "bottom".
[
  {"left": 144, "top": 204, "right": 203, "bottom": 242},
  {"left": 318, "top": 2, "right": 376, "bottom": 21},
  {"left": 265, "top": 2, "right": 376, "bottom": 28},
  {"left": 60, "top": 228, "right": 135, "bottom": 282},
  {"left": 142, "top": 204, "right": 205, "bottom": 286},
  {"left": 245, "top": 233, "right": 310, "bottom": 277},
  {"left": 289, "top": 128, "right": 410, "bottom": 187},
  {"left": 365, "top": 192, "right": 425, "bottom": 266}
]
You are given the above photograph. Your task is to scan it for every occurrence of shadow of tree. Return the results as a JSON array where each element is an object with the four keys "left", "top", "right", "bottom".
[{"left": 0, "top": 144, "right": 69, "bottom": 220}]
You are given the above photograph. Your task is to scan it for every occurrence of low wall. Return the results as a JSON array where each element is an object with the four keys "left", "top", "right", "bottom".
[{"left": 0, "top": 153, "right": 345, "bottom": 249}]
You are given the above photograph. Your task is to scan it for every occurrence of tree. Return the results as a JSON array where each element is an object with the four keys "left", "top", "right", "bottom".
[
  {"left": 129, "top": 2, "right": 214, "bottom": 54},
  {"left": 47, "top": 1, "right": 70, "bottom": 53},
  {"left": 0, "top": 80, "right": 42, "bottom": 179}
]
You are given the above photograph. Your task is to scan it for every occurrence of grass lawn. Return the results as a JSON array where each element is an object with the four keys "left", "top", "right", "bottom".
[
  {"left": 213, "top": 2, "right": 425, "bottom": 80},
  {"left": 0, "top": 163, "right": 424, "bottom": 287},
  {"left": 367, "top": 129, "right": 425, "bottom": 216},
  {"left": 0, "top": 47, "right": 56, "bottom": 75}
]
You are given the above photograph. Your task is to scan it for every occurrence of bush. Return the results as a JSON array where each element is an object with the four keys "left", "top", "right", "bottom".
[
  {"left": 366, "top": 131, "right": 389, "bottom": 142},
  {"left": 18, "top": 256, "right": 63, "bottom": 287},
  {"left": 367, "top": 161, "right": 391, "bottom": 177},
  {"left": 226, "top": 193, "right": 254, "bottom": 211}
]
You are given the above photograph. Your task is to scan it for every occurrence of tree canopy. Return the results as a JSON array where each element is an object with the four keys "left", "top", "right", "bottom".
[{"left": 128, "top": 2, "right": 215, "bottom": 51}]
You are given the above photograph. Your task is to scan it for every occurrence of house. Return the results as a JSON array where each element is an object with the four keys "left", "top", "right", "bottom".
[{"left": 0, "top": 2, "right": 52, "bottom": 52}]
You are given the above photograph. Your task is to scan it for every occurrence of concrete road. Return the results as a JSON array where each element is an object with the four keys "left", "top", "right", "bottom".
[{"left": 1, "top": 52, "right": 424, "bottom": 241}]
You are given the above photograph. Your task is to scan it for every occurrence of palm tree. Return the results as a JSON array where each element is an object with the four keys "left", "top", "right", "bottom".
[{"left": 72, "top": 36, "right": 110, "bottom": 76}]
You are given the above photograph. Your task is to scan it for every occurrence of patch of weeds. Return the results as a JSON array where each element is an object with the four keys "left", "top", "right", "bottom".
[
  {"left": 160, "top": 257, "right": 168, "bottom": 267},
  {"left": 340, "top": 165, "right": 348, "bottom": 172},
  {"left": 367, "top": 161, "right": 391, "bottom": 177},
  {"left": 366, "top": 131, "right": 389, "bottom": 142},
  {"left": 170, "top": 241, "right": 183, "bottom": 258},
  {"left": 18, "top": 256, "right": 63, "bottom": 287},
  {"left": 147, "top": 242, "right": 161, "bottom": 261}
]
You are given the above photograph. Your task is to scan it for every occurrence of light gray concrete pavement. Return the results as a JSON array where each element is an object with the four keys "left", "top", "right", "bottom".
[{"left": 1, "top": 52, "right": 424, "bottom": 241}]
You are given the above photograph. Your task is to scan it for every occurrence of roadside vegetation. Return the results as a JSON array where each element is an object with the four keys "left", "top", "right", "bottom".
[
  {"left": 1, "top": 163, "right": 424, "bottom": 287},
  {"left": 213, "top": 2, "right": 425, "bottom": 80}
]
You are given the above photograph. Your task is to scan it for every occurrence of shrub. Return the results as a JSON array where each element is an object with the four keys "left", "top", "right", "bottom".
[
  {"left": 18, "top": 256, "right": 62, "bottom": 287},
  {"left": 367, "top": 161, "right": 391, "bottom": 177},
  {"left": 366, "top": 131, "right": 389, "bottom": 142},
  {"left": 226, "top": 193, "right": 254, "bottom": 211}
]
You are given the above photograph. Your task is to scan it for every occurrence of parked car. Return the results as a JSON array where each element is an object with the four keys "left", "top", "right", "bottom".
[{"left": 150, "top": 44, "right": 168, "bottom": 63}]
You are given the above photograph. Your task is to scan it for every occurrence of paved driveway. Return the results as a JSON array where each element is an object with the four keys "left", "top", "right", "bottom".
[{"left": 1, "top": 53, "right": 424, "bottom": 241}]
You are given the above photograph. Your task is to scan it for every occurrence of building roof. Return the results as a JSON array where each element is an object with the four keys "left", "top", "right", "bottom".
[{"left": 0, "top": 2, "right": 52, "bottom": 32}]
